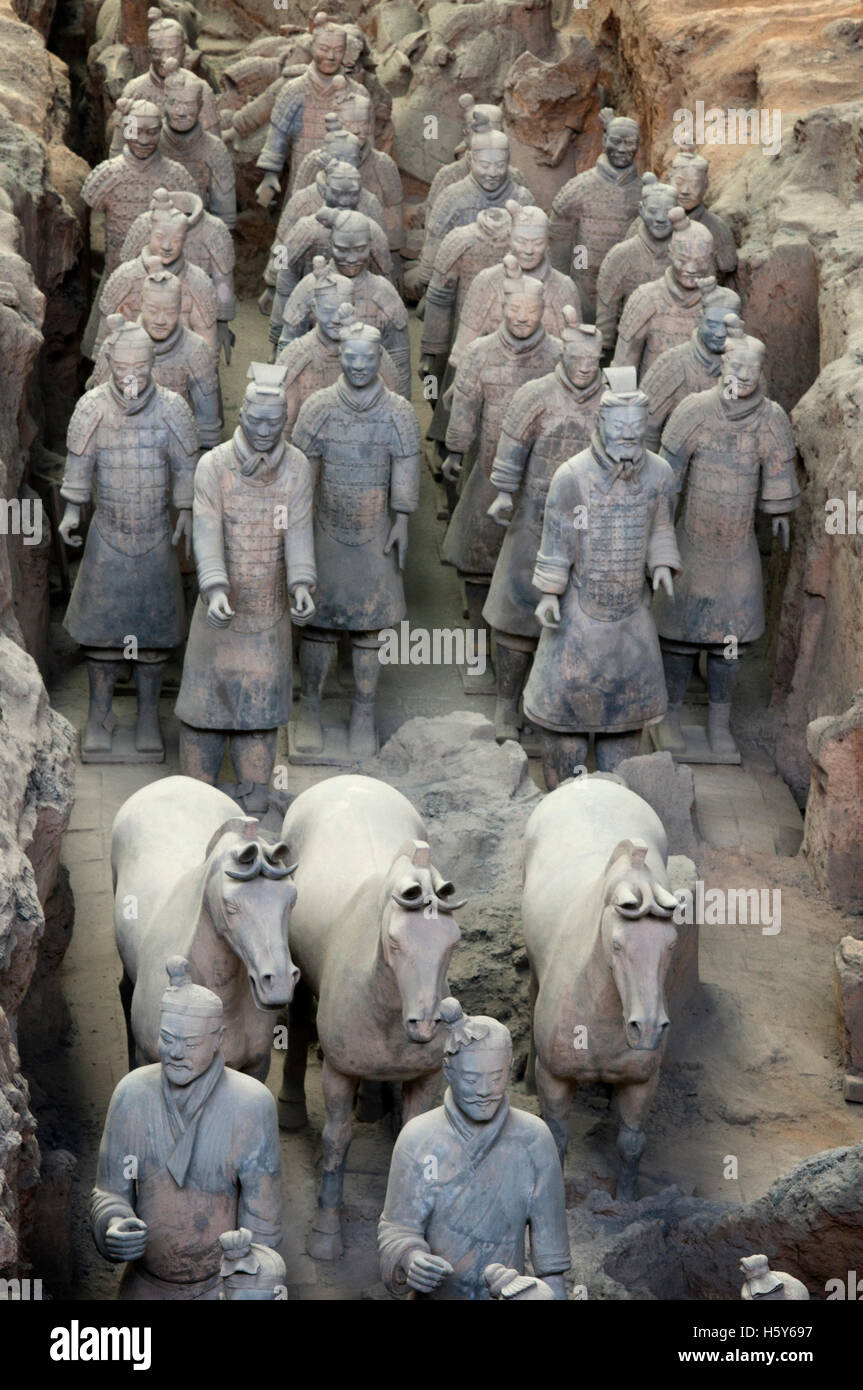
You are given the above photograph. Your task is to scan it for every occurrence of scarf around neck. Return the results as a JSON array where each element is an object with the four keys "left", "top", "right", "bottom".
[
  {"left": 161, "top": 1052, "right": 225, "bottom": 1187},
  {"left": 663, "top": 266, "right": 701, "bottom": 308},
  {"left": 595, "top": 153, "right": 639, "bottom": 187},
  {"left": 336, "top": 374, "right": 384, "bottom": 411},
  {"left": 443, "top": 1086, "right": 511, "bottom": 1169},
  {"left": 496, "top": 322, "right": 546, "bottom": 355},
  {"left": 108, "top": 377, "right": 156, "bottom": 416},
  {"left": 556, "top": 361, "right": 603, "bottom": 402},
  {"left": 233, "top": 425, "right": 287, "bottom": 479}
]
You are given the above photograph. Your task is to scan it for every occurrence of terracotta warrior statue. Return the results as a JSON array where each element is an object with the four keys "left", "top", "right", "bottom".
[
  {"left": 450, "top": 201, "right": 581, "bottom": 373},
  {"left": 668, "top": 144, "right": 738, "bottom": 285},
  {"left": 219, "top": 1229, "right": 287, "bottom": 1301},
  {"left": 640, "top": 274, "right": 741, "bottom": 450},
  {"left": 325, "top": 85, "right": 405, "bottom": 279},
  {"left": 652, "top": 315, "right": 799, "bottom": 761},
  {"left": 549, "top": 107, "right": 642, "bottom": 321},
  {"left": 291, "top": 315, "right": 420, "bottom": 759},
  {"left": 176, "top": 365, "right": 316, "bottom": 813},
  {"left": 442, "top": 258, "right": 561, "bottom": 691},
  {"left": 94, "top": 194, "right": 219, "bottom": 359},
  {"left": 90, "top": 957, "right": 282, "bottom": 1300},
  {"left": 378, "top": 1000, "right": 570, "bottom": 1301},
  {"left": 108, "top": 7, "right": 221, "bottom": 154},
  {"left": 120, "top": 189, "right": 236, "bottom": 365},
  {"left": 59, "top": 318, "right": 198, "bottom": 760},
  {"left": 342, "top": 22, "right": 394, "bottom": 155},
  {"left": 159, "top": 60, "right": 237, "bottom": 229},
  {"left": 88, "top": 269, "right": 222, "bottom": 450},
  {"left": 612, "top": 207, "right": 716, "bottom": 375},
  {"left": 276, "top": 209, "right": 410, "bottom": 396},
  {"left": 276, "top": 263, "right": 399, "bottom": 436},
  {"left": 595, "top": 172, "right": 679, "bottom": 351},
  {"left": 484, "top": 313, "right": 605, "bottom": 741},
  {"left": 484, "top": 1264, "right": 557, "bottom": 1301},
  {"left": 522, "top": 372, "right": 681, "bottom": 786},
  {"left": 740, "top": 1255, "right": 809, "bottom": 1301}
]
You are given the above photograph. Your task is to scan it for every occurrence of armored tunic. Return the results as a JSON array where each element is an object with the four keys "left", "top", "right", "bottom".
[
  {"left": 450, "top": 258, "right": 580, "bottom": 371},
  {"left": 160, "top": 123, "right": 237, "bottom": 228},
  {"left": 61, "top": 381, "right": 198, "bottom": 649},
  {"left": 613, "top": 268, "right": 705, "bottom": 376},
  {"left": 640, "top": 331, "right": 722, "bottom": 451},
  {"left": 292, "top": 376, "right": 420, "bottom": 631},
  {"left": 108, "top": 65, "right": 222, "bottom": 154},
  {"left": 378, "top": 1092, "right": 570, "bottom": 1302},
  {"left": 417, "top": 173, "right": 535, "bottom": 290},
  {"left": 421, "top": 210, "right": 513, "bottom": 359},
  {"left": 653, "top": 385, "right": 800, "bottom": 646},
  {"left": 425, "top": 153, "right": 526, "bottom": 224},
  {"left": 442, "top": 325, "right": 562, "bottom": 578},
  {"left": 90, "top": 1057, "right": 281, "bottom": 1301},
  {"left": 549, "top": 156, "right": 642, "bottom": 317},
  {"left": 595, "top": 223, "right": 673, "bottom": 351},
  {"left": 121, "top": 195, "right": 236, "bottom": 326},
  {"left": 95, "top": 251, "right": 220, "bottom": 358},
  {"left": 278, "top": 263, "right": 410, "bottom": 397},
  {"left": 270, "top": 211, "right": 392, "bottom": 336},
  {"left": 267, "top": 177, "right": 386, "bottom": 291},
  {"left": 484, "top": 365, "right": 604, "bottom": 638},
  {"left": 523, "top": 436, "right": 681, "bottom": 734},
  {"left": 88, "top": 321, "right": 222, "bottom": 449},
  {"left": 276, "top": 326, "right": 399, "bottom": 438},
  {"left": 176, "top": 431, "right": 316, "bottom": 729},
  {"left": 256, "top": 65, "right": 365, "bottom": 195},
  {"left": 624, "top": 202, "right": 736, "bottom": 277},
  {"left": 82, "top": 148, "right": 198, "bottom": 284}
]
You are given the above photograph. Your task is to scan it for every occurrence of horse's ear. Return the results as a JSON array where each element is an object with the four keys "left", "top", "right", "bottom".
[
  {"left": 204, "top": 816, "right": 260, "bottom": 859},
  {"left": 605, "top": 838, "right": 649, "bottom": 872}
]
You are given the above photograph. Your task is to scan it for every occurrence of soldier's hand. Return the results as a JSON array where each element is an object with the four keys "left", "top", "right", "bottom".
[
  {"left": 418, "top": 353, "right": 436, "bottom": 384},
  {"left": 488, "top": 492, "right": 513, "bottom": 527},
  {"left": 256, "top": 172, "right": 281, "bottom": 207},
  {"left": 405, "top": 1251, "right": 454, "bottom": 1293},
  {"left": 207, "top": 588, "right": 235, "bottom": 628},
  {"left": 442, "top": 453, "right": 462, "bottom": 484},
  {"left": 652, "top": 565, "right": 674, "bottom": 599},
  {"left": 384, "top": 513, "right": 409, "bottom": 570},
  {"left": 290, "top": 584, "right": 316, "bottom": 623},
  {"left": 105, "top": 1215, "right": 148, "bottom": 1262},
  {"left": 58, "top": 503, "right": 83, "bottom": 548},
  {"left": 172, "top": 508, "right": 194, "bottom": 561},
  {"left": 217, "top": 320, "right": 236, "bottom": 365},
  {"left": 772, "top": 515, "right": 790, "bottom": 552},
  {"left": 222, "top": 125, "right": 238, "bottom": 151},
  {"left": 536, "top": 594, "right": 561, "bottom": 628}
]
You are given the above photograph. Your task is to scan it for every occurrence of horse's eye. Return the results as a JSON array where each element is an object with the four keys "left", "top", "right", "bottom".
[{"left": 612, "top": 940, "right": 622, "bottom": 953}]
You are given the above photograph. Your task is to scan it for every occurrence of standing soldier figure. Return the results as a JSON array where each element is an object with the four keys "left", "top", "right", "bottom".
[
  {"left": 640, "top": 274, "right": 741, "bottom": 450},
  {"left": 108, "top": 7, "right": 221, "bottom": 153},
  {"left": 612, "top": 207, "right": 715, "bottom": 376},
  {"left": 595, "top": 172, "right": 679, "bottom": 352},
  {"left": 159, "top": 60, "right": 237, "bottom": 228}
]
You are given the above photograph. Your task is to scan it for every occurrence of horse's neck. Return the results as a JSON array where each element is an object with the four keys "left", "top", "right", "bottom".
[
  {"left": 187, "top": 866, "right": 243, "bottom": 1003},
  {"left": 554, "top": 882, "right": 619, "bottom": 1010},
  {"left": 336, "top": 886, "right": 402, "bottom": 1020}
]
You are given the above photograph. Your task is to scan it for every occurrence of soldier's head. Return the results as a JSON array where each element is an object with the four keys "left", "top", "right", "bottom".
[
  {"left": 469, "top": 128, "right": 510, "bottom": 193},
  {"left": 668, "top": 144, "right": 709, "bottom": 211},
  {"left": 668, "top": 207, "right": 715, "bottom": 289},
  {"left": 600, "top": 107, "right": 640, "bottom": 170},
  {"left": 158, "top": 956, "right": 225, "bottom": 1086},
  {"left": 331, "top": 85, "right": 372, "bottom": 145},
  {"left": 310, "top": 11, "right": 348, "bottom": 76},
  {"left": 441, "top": 998, "right": 512, "bottom": 1124},
  {"left": 242, "top": 363, "right": 289, "bottom": 451},
  {"left": 311, "top": 256, "right": 354, "bottom": 338},
  {"left": 163, "top": 57, "right": 203, "bottom": 133},
  {"left": 560, "top": 309, "right": 603, "bottom": 388},
  {"left": 342, "top": 23, "right": 372, "bottom": 81},
  {"left": 638, "top": 172, "right": 678, "bottom": 241},
  {"left": 117, "top": 97, "right": 162, "bottom": 160},
  {"left": 147, "top": 189, "right": 190, "bottom": 264},
  {"left": 696, "top": 276, "right": 741, "bottom": 354},
  {"left": 501, "top": 254, "right": 544, "bottom": 339},
  {"left": 319, "top": 114, "right": 362, "bottom": 168},
  {"left": 506, "top": 201, "right": 548, "bottom": 272},
  {"left": 139, "top": 269, "right": 182, "bottom": 341},
  {"left": 106, "top": 316, "right": 153, "bottom": 400},
  {"left": 721, "top": 314, "right": 764, "bottom": 399},
  {"left": 598, "top": 371, "right": 649, "bottom": 465},
  {"left": 318, "top": 207, "right": 371, "bottom": 278},
  {"left": 459, "top": 94, "right": 505, "bottom": 143},
  {"left": 219, "top": 1229, "right": 287, "bottom": 1302},
  {"left": 321, "top": 157, "right": 361, "bottom": 210},
  {"left": 337, "top": 312, "right": 382, "bottom": 388},
  {"left": 147, "top": 7, "right": 186, "bottom": 79}
]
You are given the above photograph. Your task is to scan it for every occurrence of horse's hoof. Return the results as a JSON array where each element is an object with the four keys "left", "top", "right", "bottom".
[
  {"left": 307, "top": 1226, "right": 343, "bottom": 1261},
  {"left": 278, "top": 1096, "right": 308, "bottom": 1131}
]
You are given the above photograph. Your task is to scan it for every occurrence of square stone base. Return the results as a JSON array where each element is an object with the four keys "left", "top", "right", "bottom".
[
  {"left": 649, "top": 722, "right": 741, "bottom": 766},
  {"left": 287, "top": 719, "right": 378, "bottom": 767},
  {"left": 79, "top": 721, "right": 165, "bottom": 765}
]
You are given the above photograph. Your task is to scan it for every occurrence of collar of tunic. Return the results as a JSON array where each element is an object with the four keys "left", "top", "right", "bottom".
[
  {"left": 122, "top": 145, "right": 158, "bottom": 172},
  {"left": 663, "top": 266, "right": 701, "bottom": 308},
  {"left": 163, "top": 122, "right": 204, "bottom": 152},
  {"left": 595, "top": 154, "right": 639, "bottom": 187},
  {"left": 335, "top": 375, "right": 385, "bottom": 412},
  {"left": 305, "top": 63, "right": 339, "bottom": 97},
  {"left": 108, "top": 378, "right": 156, "bottom": 416},
  {"left": 690, "top": 328, "right": 721, "bottom": 373},
  {"left": 443, "top": 1086, "right": 511, "bottom": 1168},
  {"left": 495, "top": 322, "right": 547, "bottom": 356},
  {"left": 152, "top": 322, "right": 184, "bottom": 358},
  {"left": 142, "top": 248, "right": 187, "bottom": 279},
  {"left": 555, "top": 362, "right": 603, "bottom": 402},
  {"left": 232, "top": 425, "right": 287, "bottom": 479},
  {"left": 719, "top": 383, "right": 765, "bottom": 420},
  {"left": 468, "top": 172, "right": 516, "bottom": 207},
  {"left": 160, "top": 1052, "right": 225, "bottom": 1187},
  {"left": 636, "top": 221, "right": 671, "bottom": 257}
]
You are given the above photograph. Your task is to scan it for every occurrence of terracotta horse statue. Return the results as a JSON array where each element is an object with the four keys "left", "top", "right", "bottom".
[
  {"left": 112, "top": 775, "right": 300, "bottom": 1079},
  {"left": 279, "top": 774, "right": 465, "bottom": 1261},
  {"left": 522, "top": 775, "right": 680, "bottom": 1201}
]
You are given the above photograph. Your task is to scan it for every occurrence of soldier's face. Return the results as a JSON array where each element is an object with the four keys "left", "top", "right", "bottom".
[
  {"left": 332, "top": 230, "right": 370, "bottom": 277},
  {"left": 470, "top": 149, "right": 509, "bottom": 192},
  {"left": 340, "top": 337, "right": 380, "bottom": 387},
  {"left": 503, "top": 292, "right": 543, "bottom": 339},
  {"left": 241, "top": 399, "right": 287, "bottom": 451},
  {"left": 562, "top": 344, "right": 602, "bottom": 388},
  {"left": 671, "top": 166, "right": 708, "bottom": 210},
  {"left": 510, "top": 227, "right": 547, "bottom": 271},
  {"left": 700, "top": 304, "right": 733, "bottom": 353},
  {"left": 158, "top": 1010, "right": 224, "bottom": 1085},
  {"left": 165, "top": 90, "right": 201, "bottom": 132},
  {"left": 640, "top": 192, "right": 676, "bottom": 240},
  {"left": 314, "top": 289, "right": 352, "bottom": 338},
  {"left": 150, "top": 34, "right": 184, "bottom": 78},
  {"left": 445, "top": 1046, "right": 511, "bottom": 1123},
  {"left": 140, "top": 287, "right": 181, "bottom": 341},
  {"left": 110, "top": 341, "right": 153, "bottom": 399},
  {"left": 126, "top": 115, "right": 162, "bottom": 160},
  {"left": 311, "top": 33, "right": 346, "bottom": 76},
  {"left": 670, "top": 243, "right": 713, "bottom": 289},
  {"left": 604, "top": 125, "right": 639, "bottom": 169},
  {"left": 326, "top": 174, "right": 360, "bottom": 208},
  {"left": 601, "top": 403, "right": 647, "bottom": 462},
  {"left": 722, "top": 346, "right": 761, "bottom": 398},
  {"left": 149, "top": 214, "right": 187, "bottom": 264}
]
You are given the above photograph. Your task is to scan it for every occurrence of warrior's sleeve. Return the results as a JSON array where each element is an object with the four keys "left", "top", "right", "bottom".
[
  {"left": 369, "top": 221, "right": 393, "bottom": 279},
  {"left": 61, "top": 395, "right": 101, "bottom": 504},
  {"left": 208, "top": 141, "right": 238, "bottom": 230},
  {"left": 379, "top": 346, "right": 400, "bottom": 395},
  {"left": 164, "top": 392, "right": 199, "bottom": 510},
  {"left": 490, "top": 382, "right": 545, "bottom": 493},
  {"left": 377, "top": 1129, "right": 435, "bottom": 1297},
  {"left": 526, "top": 1123, "right": 572, "bottom": 1280},
  {"left": 236, "top": 1086, "right": 283, "bottom": 1251},
  {"left": 271, "top": 222, "right": 309, "bottom": 328},
  {"left": 421, "top": 234, "right": 461, "bottom": 358},
  {"left": 256, "top": 84, "right": 304, "bottom": 175},
  {"left": 291, "top": 397, "right": 324, "bottom": 471},
  {"left": 640, "top": 350, "right": 685, "bottom": 452},
  {"left": 278, "top": 280, "right": 314, "bottom": 352},
  {"left": 612, "top": 282, "right": 652, "bottom": 370},
  {"left": 186, "top": 339, "right": 223, "bottom": 450},
  {"left": 389, "top": 399, "right": 422, "bottom": 515},
  {"left": 444, "top": 345, "right": 484, "bottom": 456},
  {"left": 192, "top": 451, "right": 228, "bottom": 596},
  {"left": 89, "top": 1076, "right": 141, "bottom": 1260},
  {"left": 232, "top": 77, "right": 281, "bottom": 141},
  {"left": 377, "top": 287, "right": 410, "bottom": 398},
  {"left": 449, "top": 270, "right": 493, "bottom": 370},
  {"left": 119, "top": 214, "right": 147, "bottom": 266},
  {"left": 549, "top": 174, "right": 583, "bottom": 275},
  {"left": 376, "top": 153, "right": 405, "bottom": 252},
  {"left": 532, "top": 465, "right": 580, "bottom": 595},
  {"left": 81, "top": 159, "right": 116, "bottom": 212},
  {"left": 595, "top": 246, "right": 624, "bottom": 349},
  {"left": 205, "top": 218, "right": 237, "bottom": 322},
  {"left": 291, "top": 147, "right": 323, "bottom": 191},
  {"left": 659, "top": 395, "right": 702, "bottom": 496},
  {"left": 416, "top": 193, "right": 456, "bottom": 290},
  {"left": 284, "top": 446, "right": 317, "bottom": 592},
  {"left": 758, "top": 403, "right": 800, "bottom": 515},
  {"left": 646, "top": 456, "right": 683, "bottom": 577},
  {"left": 189, "top": 275, "right": 220, "bottom": 351}
]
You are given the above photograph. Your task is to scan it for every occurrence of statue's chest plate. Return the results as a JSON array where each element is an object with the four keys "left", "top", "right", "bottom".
[
  {"left": 580, "top": 478, "right": 650, "bottom": 620},
  {"left": 682, "top": 423, "right": 762, "bottom": 555}
]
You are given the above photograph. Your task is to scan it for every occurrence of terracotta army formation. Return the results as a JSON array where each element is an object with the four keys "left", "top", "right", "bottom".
[
  {"left": 290, "top": 316, "right": 420, "bottom": 759},
  {"left": 94, "top": 194, "right": 219, "bottom": 359},
  {"left": 275, "top": 209, "right": 410, "bottom": 396},
  {"left": 522, "top": 373, "right": 681, "bottom": 786},
  {"left": 108, "top": 7, "right": 221, "bottom": 154},
  {"left": 595, "top": 172, "right": 679, "bottom": 351},
  {"left": 159, "top": 60, "right": 237, "bottom": 229},
  {"left": 90, "top": 958, "right": 282, "bottom": 1300},
  {"left": 87, "top": 268, "right": 222, "bottom": 450},
  {"left": 640, "top": 274, "right": 742, "bottom": 450},
  {"left": 612, "top": 207, "right": 716, "bottom": 374},
  {"left": 484, "top": 1265, "right": 557, "bottom": 1301},
  {"left": 651, "top": 315, "right": 799, "bottom": 762},
  {"left": 442, "top": 258, "right": 561, "bottom": 691},
  {"left": 549, "top": 107, "right": 642, "bottom": 321},
  {"left": 219, "top": 1229, "right": 287, "bottom": 1301},
  {"left": 277, "top": 263, "right": 399, "bottom": 435},
  {"left": 326, "top": 85, "right": 405, "bottom": 280},
  {"left": 484, "top": 312, "right": 605, "bottom": 741},
  {"left": 58, "top": 318, "right": 198, "bottom": 761},
  {"left": 739, "top": 1255, "right": 810, "bottom": 1301},
  {"left": 668, "top": 144, "right": 738, "bottom": 285},
  {"left": 377, "top": 1000, "right": 570, "bottom": 1300},
  {"left": 176, "top": 365, "right": 317, "bottom": 814}
]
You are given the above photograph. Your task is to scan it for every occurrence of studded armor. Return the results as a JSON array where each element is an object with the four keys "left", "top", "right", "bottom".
[
  {"left": 421, "top": 211, "right": 513, "bottom": 358},
  {"left": 278, "top": 263, "right": 410, "bottom": 397},
  {"left": 95, "top": 252, "right": 219, "bottom": 358},
  {"left": 595, "top": 224, "right": 673, "bottom": 351},
  {"left": 417, "top": 173, "right": 535, "bottom": 290},
  {"left": 82, "top": 149, "right": 197, "bottom": 282},
  {"left": 108, "top": 66, "right": 221, "bottom": 154},
  {"left": 276, "top": 326, "right": 399, "bottom": 438},
  {"left": 613, "top": 268, "right": 705, "bottom": 376},
  {"left": 88, "top": 322, "right": 222, "bottom": 449},
  {"left": 451, "top": 258, "right": 581, "bottom": 370},
  {"left": 270, "top": 212, "right": 392, "bottom": 336},
  {"left": 549, "top": 157, "right": 642, "bottom": 319},
  {"left": 640, "top": 332, "right": 722, "bottom": 451},
  {"left": 159, "top": 124, "right": 237, "bottom": 228},
  {"left": 256, "top": 65, "right": 365, "bottom": 195},
  {"left": 121, "top": 196, "right": 236, "bottom": 323}
]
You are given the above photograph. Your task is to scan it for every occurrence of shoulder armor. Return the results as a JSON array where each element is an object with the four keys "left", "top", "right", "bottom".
[
  {"left": 187, "top": 264, "right": 220, "bottom": 316},
  {"left": 271, "top": 80, "right": 305, "bottom": 130},
  {"left": 81, "top": 157, "right": 123, "bottom": 208},
  {"left": 388, "top": 394, "right": 422, "bottom": 455},
  {"left": 201, "top": 215, "right": 235, "bottom": 274},
  {"left": 434, "top": 222, "right": 476, "bottom": 276},
  {"left": 99, "top": 259, "right": 141, "bottom": 313},
  {"left": 119, "top": 212, "right": 149, "bottom": 264},
  {"left": 372, "top": 150, "right": 402, "bottom": 201},
  {"left": 373, "top": 277, "right": 408, "bottom": 329},
  {"left": 67, "top": 388, "right": 107, "bottom": 453},
  {"left": 550, "top": 172, "right": 588, "bottom": 219},
  {"left": 663, "top": 389, "right": 710, "bottom": 448},
  {"left": 159, "top": 386, "right": 199, "bottom": 455},
  {"left": 596, "top": 242, "right": 628, "bottom": 297},
  {"left": 616, "top": 281, "right": 656, "bottom": 338},
  {"left": 157, "top": 155, "right": 198, "bottom": 196},
  {"left": 761, "top": 398, "right": 795, "bottom": 455},
  {"left": 185, "top": 330, "right": 220, "bottom": 392},
  {"left": 641, "top": 347, "right": 688, "bottom": 411}
]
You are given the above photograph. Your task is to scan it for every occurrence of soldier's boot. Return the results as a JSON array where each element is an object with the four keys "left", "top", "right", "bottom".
[
  {"left": 706, "top": 653, "right": 739, "bottom": 757},
  {"left": 295, "top": 636, "right": 334, "bottom": 754},
  {"left": 594, "top": 730, "right": 643, "bottom": 772},
  {"left": 539, "top": 731, "right": 589, "bottom": 791},
  {"left": 233, "top": 729, "right": 278, "bottom": 813},
  {"left": 653, "top": 650, "right": 696, "bottom": 754},
  {"left": 348, "top": 642, "right": 381, "bottom": 759},
  {"left": 494, "top": 644, "right": 531, "bottom": 743},
  {"left": 463, "top": 581, "right": 494, "bottom": 690},
  {"left": 83, "top": 657, "right": 122, "bottom": 754},
  {"left": 133, "top": 659, "right": 167, "bottom": 755},
  {"left": 179, "top": 724, "right": 227, "bottom": 782}
]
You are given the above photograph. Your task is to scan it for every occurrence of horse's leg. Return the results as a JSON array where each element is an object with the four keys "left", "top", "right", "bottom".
[
  {"left": 119, "top": 971, "right": 135, "bottom": 1071},
  {"left": 308, "top": 1058, "right": 358, "bottom": 1261},
  {"left": 401, "top": 1068, "right": 442, "bottom": 1126},
  {"left": 525, "top": 969, "right": 539, "bottom": 1095},
  {"left": 535, "top": 1055, "right": 572, "bottom": 1166},
  {"left": 615, "top": 1070, "right": 661, "bottom": 1203},
  {"left": 279, "top": 979, "right": 311, "bottom": 1131}
]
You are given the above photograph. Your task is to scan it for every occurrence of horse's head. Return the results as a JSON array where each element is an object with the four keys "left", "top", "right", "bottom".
[
  {"left": 205, "top": 818, "right": 300, "bottom": 1011},
  {"left": 599, "top": 838, "right": 679, "bottom": 1051},
  {"left": 379, "top": 839, "right": 463, "bottom": 1044}
]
